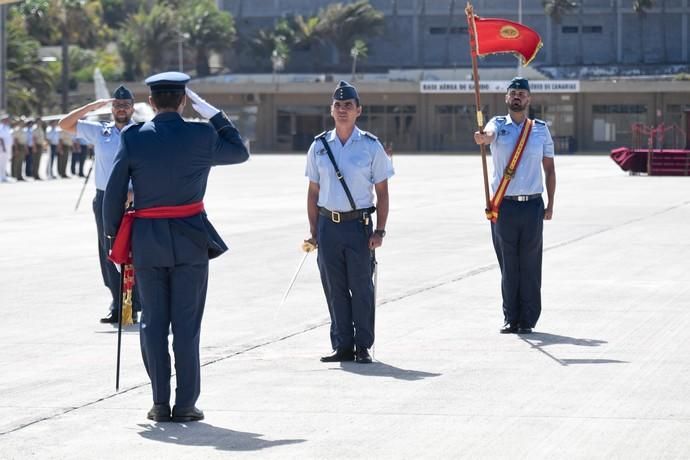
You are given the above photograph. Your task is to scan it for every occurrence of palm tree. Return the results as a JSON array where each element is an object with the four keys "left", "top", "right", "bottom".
[
  {"left": 316, "top": 0, "right": 384, "bottom": 67},
  {"left": 180, "top": 0, "right": 236, "bottom": 76},
  {"left": 5, "top": 11, "right": 57, "bottom": 115},
  {"left": 292, "top": 14, "right": 322, "bottom": 51},
  {"left": 633, "top": 0, "right": 654, "bottom": 63},
  {"left": 350, "top": 39, "right": 368, "bottom": 80},
  {"left": 20, "top": 0, "right": 105, "bottom": 112},
  {"left": 543, "top": 0, "right": 578, "bottom": 65},
  {"left": 119, "top": 4, "right": 176, "bottom": 76}
]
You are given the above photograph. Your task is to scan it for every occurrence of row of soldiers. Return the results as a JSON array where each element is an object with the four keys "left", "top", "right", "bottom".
[{"left": 0, "top": 114, "right": 94, "bottom": 183}]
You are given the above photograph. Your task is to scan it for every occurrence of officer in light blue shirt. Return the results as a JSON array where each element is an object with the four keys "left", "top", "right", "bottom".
[
  {"left": 474, "top": 77, "right": 557, "bottom": 335},
  {"left": 59, "top": 85, "right": 139, "bottom": 324},
  {"left": 305, "top": 80, "right": 394, "bottom": 364}
]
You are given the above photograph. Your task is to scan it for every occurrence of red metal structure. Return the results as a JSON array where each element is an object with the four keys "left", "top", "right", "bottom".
[{"left": 611, "top": 110, "right": 690, "bottom": 176}]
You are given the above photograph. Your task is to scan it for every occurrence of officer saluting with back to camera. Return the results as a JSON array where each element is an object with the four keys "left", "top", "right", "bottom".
[
  {"left": 103, "top": 72, "right": 249, "bottom": 422},
  {"left": 305, "top": 81, "right": 394, "bottom": 364}
]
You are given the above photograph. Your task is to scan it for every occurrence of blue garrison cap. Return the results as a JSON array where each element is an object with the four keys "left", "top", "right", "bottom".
[
  {"left": 112, "top": 85, "right": 134, "bottom": 100},
  {"left": 333, "top": 80, "right": 359, "bottom": 101},
  {"left": 507, "top": 77, "right": 530, "bottom": 92},
  {"left": 144, "top": 72, "right": 190, "bottom": 94}
]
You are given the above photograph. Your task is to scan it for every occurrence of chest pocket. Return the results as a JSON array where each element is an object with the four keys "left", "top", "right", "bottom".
[
  {"left": 349, "top": 152, "right": 371, "bottom": 168},
  {"left": 525, "top": 130, "right": 545, "bottom": 158}
]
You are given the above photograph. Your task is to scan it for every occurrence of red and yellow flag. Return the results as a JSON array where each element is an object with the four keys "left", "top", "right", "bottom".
[{"left": 468, "top": 14, "right": 543, "bottom": 66}]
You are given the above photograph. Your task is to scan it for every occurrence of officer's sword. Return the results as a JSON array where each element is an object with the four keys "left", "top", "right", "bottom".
[
  {"left": 371, "top": 250, "right": 378, "bottom": 360},
  {"left": 74, "top": 160, "right": 94, "bottom": 211},
  {"left": 115, "top": 263, "right": 124, "bottom": 391},
  {"left": 278, "top": 241, "right": 317, "bottom": 309}
]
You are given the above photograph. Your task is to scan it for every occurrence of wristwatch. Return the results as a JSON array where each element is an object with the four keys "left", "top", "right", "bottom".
[{"left": 374, "top": 229, "right": 386, "bottom": 237}]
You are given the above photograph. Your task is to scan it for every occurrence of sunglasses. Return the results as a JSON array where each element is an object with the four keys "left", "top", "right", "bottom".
[{"left": 113, "top": 103, "right": 133, "bottom": 109}]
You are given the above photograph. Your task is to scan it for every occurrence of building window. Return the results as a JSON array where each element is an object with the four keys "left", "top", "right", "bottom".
[
  {"left": 429, "top": 26, "right": 467, "bottom": 35},
  {"left": 593, "top": 105, "right": 647, "bottom": 114},
  {"left": 592, "top": 104, "right": 648, "bottom": 143},
  {"left": 562, "top": 26, "right": 578, "bottom": 34},
  {"left": 583, "top": 25, "right": 603, "bottom": 34}
]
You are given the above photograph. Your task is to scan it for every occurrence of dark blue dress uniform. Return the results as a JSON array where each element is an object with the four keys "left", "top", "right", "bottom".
[
  {"left": 102, "top": 73, "right": 249, "bottom": 411},
  {"left": 486, "top": 77, "right": 555, "bottom": 332}
]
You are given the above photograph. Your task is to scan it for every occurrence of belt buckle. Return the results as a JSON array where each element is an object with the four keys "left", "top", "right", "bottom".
[
  {"left": 331, "top": 211, "right": 341, "bottom": 223},
  {"left": 518, "top": 195, "right": 528, "bottom": 202}
]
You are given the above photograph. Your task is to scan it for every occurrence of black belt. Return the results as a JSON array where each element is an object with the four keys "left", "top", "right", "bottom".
[
  {"left": 503, "top": 194, "right": 541, "bottom": 202},
  {"left": 319, "top": 206, "right": 375, "bottom": 223}
]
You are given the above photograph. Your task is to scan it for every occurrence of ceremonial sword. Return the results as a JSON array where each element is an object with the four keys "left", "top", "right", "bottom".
[
  {"left": 74, "top": 161, "right": 94, "bottom": 211},
  {"left": 278, "top": 240, "right": 317, "bottom": 309}
]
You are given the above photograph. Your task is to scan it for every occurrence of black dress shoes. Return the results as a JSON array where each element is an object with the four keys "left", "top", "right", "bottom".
[
  {"left": 172, "top": 406, "right": 204, "bottom": 423},
  {"left": 355, "top": 347, "right": 372, "bottom": 364},
  {"left": 147, "top": 403, "right": 171, "bottom": 422},
  {"left": 100, "top": 311, "right": 119, "bottom": 324},
  {"left": 320, "top": 348, "right": 355, "bottom": 362},
  {"left": 500, "top": 323, "right": 518, "bottom": 334},
  {"left": 517, "top": 327, "right": 533, "bottom": 334}
]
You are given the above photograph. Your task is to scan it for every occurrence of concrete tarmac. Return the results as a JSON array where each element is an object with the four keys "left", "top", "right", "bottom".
[{"left": 0, "top": 155, "right": 689, "bottom": 459}]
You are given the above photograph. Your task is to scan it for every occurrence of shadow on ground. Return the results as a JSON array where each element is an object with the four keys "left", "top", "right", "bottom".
[
  {"left": 138, "top": 422, "right": 305, "bottom": 451},
  {"left": 519, "top": 332, "right": 628, "bottom": 366},
  {"left": 335, "top": 361, "right": 442, "bottom": 381}
]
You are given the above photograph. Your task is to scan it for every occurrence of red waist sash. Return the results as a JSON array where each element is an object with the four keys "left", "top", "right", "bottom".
[{"left": 108, "top": 201, "right": 205, "bottom": 264}]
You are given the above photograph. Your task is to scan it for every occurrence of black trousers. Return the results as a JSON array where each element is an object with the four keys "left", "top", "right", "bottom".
[
  {"left": 491, "top": 197, "right": 544, "bottom": 328},
  {"left": 317, "top": 216, "right": 375, "bottom": 350},
  {"left": 135, "top": 263, "right": 208, "bottom": 408}
]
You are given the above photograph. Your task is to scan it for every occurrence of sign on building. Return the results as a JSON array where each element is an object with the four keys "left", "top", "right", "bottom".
[{"left": 420, "top": 80, "right": 580, "bottom": 93}]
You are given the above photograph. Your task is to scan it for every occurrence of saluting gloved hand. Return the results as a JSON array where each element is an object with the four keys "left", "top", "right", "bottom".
[
  {"left": 185, "top": 88, "right": 220, "bottom": 119},
  {"left": 302, "top": 238, "right": 317, "bottom": 252}
]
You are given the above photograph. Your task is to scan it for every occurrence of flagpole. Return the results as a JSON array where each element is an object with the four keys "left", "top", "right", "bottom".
[{"left": 465, "top": 3, "right": 492, "bottom": 213}]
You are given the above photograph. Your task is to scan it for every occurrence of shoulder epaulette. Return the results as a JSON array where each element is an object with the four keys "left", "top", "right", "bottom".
[
  {"left": 121, "top": 122, "right": 143, "bottom": 134},
  {"left": 362, "top": 131, "right": 379, "bottom": 142},
  {"left": 534, "top": 119, "right": 546, "bottom": 126},
  {"left": 314, "top": 131, "right": 328, "bottom": 140}
]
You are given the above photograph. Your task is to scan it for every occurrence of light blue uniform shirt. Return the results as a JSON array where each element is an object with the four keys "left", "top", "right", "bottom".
[
  {"left": 77, "top": 120, "right": 132, "bottom": 191},
  {"left": 25, "top": 127, "right": 33, "bottom": 147},
  {"left": 305, "top": 126, "right": 394, "bottom": 211},
  {"left": 47, "top": 126, "right": 61, "bottom": 145},
  {"left": 486, "top": 114, "right": 554, "bottom": 196}
]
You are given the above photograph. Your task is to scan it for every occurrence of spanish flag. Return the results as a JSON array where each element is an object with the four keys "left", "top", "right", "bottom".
[{"left": 467, "top": 12, "right": 543, "bottom": 66}]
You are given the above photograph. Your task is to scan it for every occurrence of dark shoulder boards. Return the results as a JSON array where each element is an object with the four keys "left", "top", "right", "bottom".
[
  {"left": 314, "top": 131, "right": 328, "bottom": 140},
  {"left": 534, "top": 119, "right": 546, "bottom": 126},
  {"left": 121, "top": 122, "right": 143, "bottom": 134},
  {"left": 362, "top": 131, "right": 379, "bottom": 142}
]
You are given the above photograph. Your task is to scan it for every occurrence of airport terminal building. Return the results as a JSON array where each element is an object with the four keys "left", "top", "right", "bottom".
[{"left": 73, "top": 0, "right": 690, "bottom": 153}]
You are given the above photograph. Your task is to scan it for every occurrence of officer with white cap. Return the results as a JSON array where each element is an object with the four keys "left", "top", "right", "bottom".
[{"left": 103, "top": 71, "right": 249, "bottom": 423}]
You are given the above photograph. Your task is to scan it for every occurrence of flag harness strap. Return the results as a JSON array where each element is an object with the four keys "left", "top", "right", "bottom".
[{"left": 487, "top": 118, "right": 534, "bottom": 222}]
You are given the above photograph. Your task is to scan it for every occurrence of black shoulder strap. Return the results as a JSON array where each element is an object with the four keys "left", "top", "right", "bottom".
[{"left": 319, "top": 136, "right": 357, "bottom": 211}]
